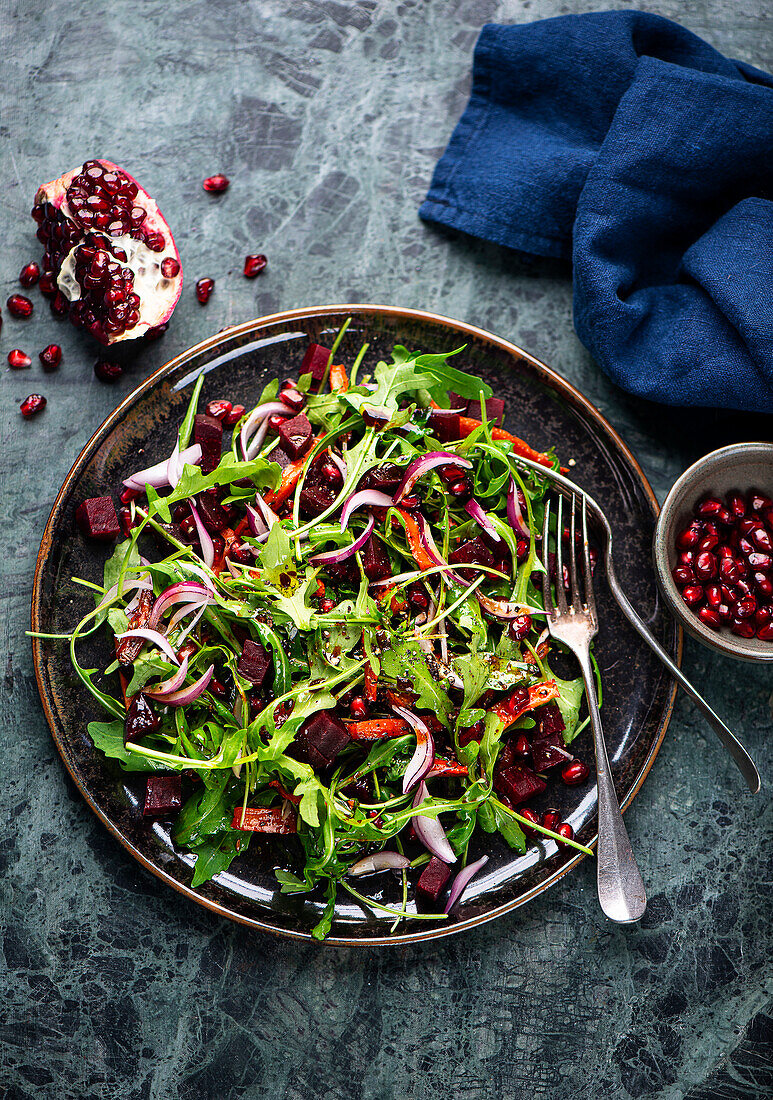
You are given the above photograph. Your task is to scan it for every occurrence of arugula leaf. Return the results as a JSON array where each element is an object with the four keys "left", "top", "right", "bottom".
[
  {"left": 150, "top": 454, "right": 281, "bottom": 523},
  {"left": 378, "top": 636, "right": 452, "bottom": 727},
  {"left": 312, "top": 880, "right": 337, "bottom": 941},
  {"left": 190, "top": 830, "right": 247, "bottom": 888},
  {"left": 545, "top": 663, "right": 585, "bottom": 743},
  {"left": 491, "top": 801, "right": 526, "bottom": 852},
  {"left": 102, "top": 538, "right": 142, "bottom": 599},
  {"left": 173, "top": 771, "right": 231, "bottom": 848}
]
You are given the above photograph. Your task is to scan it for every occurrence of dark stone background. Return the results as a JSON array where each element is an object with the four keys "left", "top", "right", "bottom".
[{"left": 1, "top": 1, "right": 771, "bottom": 1097}]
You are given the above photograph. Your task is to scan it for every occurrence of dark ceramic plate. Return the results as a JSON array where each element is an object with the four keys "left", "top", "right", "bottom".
[{"left": 32, "top": 305, "right": 680, "bottom": 946}]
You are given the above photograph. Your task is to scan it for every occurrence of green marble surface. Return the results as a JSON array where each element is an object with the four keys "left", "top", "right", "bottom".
[{"left": 1, "top": 1, "right": 771, "bottom": 1096}]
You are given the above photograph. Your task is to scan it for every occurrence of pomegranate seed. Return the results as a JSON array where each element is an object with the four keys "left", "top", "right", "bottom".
[
  {"left": 161, "top": 257, "right": 180, "bottom": 278},
  {"left": 279, "top": 389, "right": 305, "bottom": 413},
  {"left": 749, "top": 490, "right": 772, "bottom": 514},
  {"left": 50, "top": 291, "right": 69, "bottom": 317},
  {"left": 19, "top": 262, "right": 41, "bottom": 287},
  {"left": 94, "top": 359, "right": 123, "bottom": 382},
  {"left": 719, "top": 557, "right": 740, "bottom": 584},
  {"left": 561, "top": 759, "right": 589, "bottom": 785},
  {"left": 753, "top": 571, "right": 773, "bottom": 599},
  {"left": 730, "top": 617, "right": 755, "bottom": 639},
  {"left": 695, "top": 497, "right": 722, "bottom": 518},
  {"left": 7, "top": 293, "right": 33, "bottom": 318},
  {"left": 697, "top": 532, "right": 718, "bottom": 552},
  {"left": 7, "top": 349, "right": 31, "bottom": 369},
  {"left": 20, "top": 394, "right": 46, "bottom": 417},
  {"left": 671, "top": 565, "right": 694, "bottom": 587},
  {"left": 319, "top": 598, "right": 336, "bottom": 613},
  {"left": 224, "top": 404, "right": 245, "bottom": 427},
  {"left": 716, "top": 544, "right": 734, "bottom": 560},
  {"left": 508, "top": 612, "right": 532, "bottom": 640},
  {"left": 243, "top": 254, "right": 267, "bottom": 278},
  {"left": 739, "top": 517, "right": 758, "bottom": 537},
  {"left": 202, "top": 174, "right": 229, "bottom": 193},
  {"left": 349, "top": 696, "right": 368, "bottom": 719},
  {"left": 196, "top": 277, "right": 214, "bottom": 304},
  {"left": 320, "top": 461, "right": 343, "bottom": 488},
  {"left": 736, "top": 595, "right": 758, "bottom": 619},
  {"left": 144, "top": 231, "right": 165, "bottom": 252},
  {"left": 400, "top": 495, "right": 420, "bottom": 509},
  {"left": 541, "top": 810, "right": 562, "bottom": 833},
  {"left": 704, "top": 583, "right": 722, "bottom": 608},
  {"left": 755, "top": 605, "right": 773, "bottom": 626},
  {"left": 38, "top": 272, "right": 56, "bottom": 297},
  {"left": 145, "top": 323, "right": 168, "bottom": 341},
  {"left": 39, "top": 344, "right": 62, "bottom": 371},
  {"left": 679, "top": 550, "right": 695, "bottom": 565},
  {"left": 715, "top": 508, "right": 734, "bottom": 527},
  {"left": 717, "top": 602, "right": 733, "bottom": 623},
  {"left": 736, "top": 576, "right": 752, "bottom": 596},
  {"left": 676, "top": 524, "right": 702, "bottom": 550},
  {"left": 556, "top": 822, "right": 574, "bottom": 845},
  {"left": 698, "top": 606, "right": 721, "bottom": 630},
  {"left": 120, "top": 486, "right": 141, "bottom": 504},
  {"left": 513, "top": 735, "right": 531, "bottom": 759},
  {"left": 757, "top": 622, "right": 773, "bottom": 641},
  {"left": 748, "top": 552, "right": 772, "bottom": 570},
  {"left": 281, "top": 377, "right": 299, "bottom": 391},
  {"left": 118, "top": 507, "right": 134, "bottom": 537},
  {"left": 751, "top": 526, "right": 772, "bottom": 554},
  {"left": 504, "top": 688, "right": 529, "bottom": 716},
  {"left": 727, "top": 491, "right": 746, "bottom": 519},
  {"left": 448, "top": 478, "right": 472, "bottom": 500},
  {"left": 519, "top": 808, "right": 540, "bottom": 833},
  {"left": 681, "top": 585, "right": 704, "bottom": 607},
  {"left": 267, "top": 413, "right": 287, "bottom": 431},
  {"left": 694, "top": 551, "right": 717, "bottom": 581},
  {"left": 206, "top": 399, "right": 232, "bottom": 420}
]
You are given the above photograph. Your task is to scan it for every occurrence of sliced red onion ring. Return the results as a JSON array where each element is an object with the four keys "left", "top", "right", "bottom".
[
  {"left": 412, "top": 782, "right": 456, "bottom": 864},
  {"left": 144, "top": 654, "right": 189, "bottom": 698},
  {"left": 115, "top": 628, "right": 180, "bottom": 666},
  {"left": 444, "top": 855, "right": 489, "bottom": 913},
  {"left": 507, "top": 478, "right": 530, "bottom": 540},
  {"left": 166, "top": 440, "right": 182, "bottom": 489},
  {"left": 189, "top": 501, "right": 215, "bottom": 569},
  {"left": 147, "top": 582, "right": 213, "bottom": 630},
  {"left": 148, "top": 663, "right": 215, "bottom": 706},
  {"left": 94, "top": 576, "right": 151, "bottom": 615},
  {"left": 240, "top": 402, "right": 292, "bottom": 461},
  {"left": 174, "top": 603, "right": 208, "bottom": 648},
  {"left": 166, "top": 599, "right": 207, "bottom": 633},
  {"left": 339, "top": 489, "right": 394, "bottom": 530},
  {"left": 311, "top": 514, "right": 375, "bottom": 566},
  {"left": 175, "top": 561, "right": 216, "bottom": 593},
  {"left": 414, "top": 515, "right": 469, "bottom": 587},
  {"left": 327, "top": 450, "right": 348, "bottom": 479},
  {"left": 394, "top": 451, "right": 472, "bottom": 503},
  {"left": 348, "top": 851, "right": 411, "bottom": 877},
  {"left": 464, "top": 498, "right": 502, "bottom": 543},
  {"left": 394, "top": 705, "right": 435, "bottom": 793},
  {"left": 254, "top": 493, "right": 279, "bottom": 530},
  {"left": 476, "top": 591, "right": 534, "bottom": 620},
  {"left": 245, "top": 504, "right": 267, "bottom": 537},
  {"left": 122, "top": 444, "right": 202, "bottom": 492}
]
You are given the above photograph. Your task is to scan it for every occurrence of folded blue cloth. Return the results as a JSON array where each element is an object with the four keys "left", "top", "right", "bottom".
[{"left": 419, "top": 11, "right": 773, "bottom": 413}]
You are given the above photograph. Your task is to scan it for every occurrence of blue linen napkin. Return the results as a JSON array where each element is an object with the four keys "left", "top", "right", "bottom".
[{"left": 419, "top": 11, "right": 773, "bottom": 414}]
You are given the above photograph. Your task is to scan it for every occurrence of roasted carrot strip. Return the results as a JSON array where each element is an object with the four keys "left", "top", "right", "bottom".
[
  {"left": 346, "top": 718, "right": 410, "bottom": 742},
  {"left": 457, "top": 416, "right": 552, "bottom": 467},
  {"left": 231, "top": 806, "right": 297, "bottom": 833},
  {"left": 268, "top": 779, "right": 301, "bottom": 805},
  {"left": 429, "top": 757, "right": 468, "bottom": 778},
  {"left": 390, "top": 508, "right": 436, "bottom": 571},
  {"left": 264, "top": 434, "right": 324, "bottom": 507},
  {"left": 489, "top": 680, "right": 560, "bottom": 729},
  {"left": 212, "top": 526, "right": 235, "bottom": 576},
  {"left": 329, "top": 363, "right": 348, "bottom": 393}
]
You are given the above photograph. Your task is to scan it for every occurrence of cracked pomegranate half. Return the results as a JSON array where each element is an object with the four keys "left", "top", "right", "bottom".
[{"left": 32, "top": 159, "right": 182, "bottom": 344}]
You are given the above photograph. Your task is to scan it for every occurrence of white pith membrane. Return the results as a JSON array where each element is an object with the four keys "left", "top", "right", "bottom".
[{"left": 57, "top": 233, "right": 180, "bottom": 340}]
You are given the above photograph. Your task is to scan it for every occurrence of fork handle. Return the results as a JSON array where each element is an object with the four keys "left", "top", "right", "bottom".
[
  {"left": 605, "top": 559, "right": 761, "bottom": 794},
  {"left": 576, "top": 648, "right": 648, "bottom": 923}
]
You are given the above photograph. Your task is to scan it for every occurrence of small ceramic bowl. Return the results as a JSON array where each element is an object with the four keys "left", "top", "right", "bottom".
[{"left": 654, "top": 442, "right": 773, "bottom": 661}]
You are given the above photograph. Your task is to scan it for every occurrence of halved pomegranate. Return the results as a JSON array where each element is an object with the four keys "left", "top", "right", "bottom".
[{"left": 32, "top": 159, "right": 182, "bottom": 344}]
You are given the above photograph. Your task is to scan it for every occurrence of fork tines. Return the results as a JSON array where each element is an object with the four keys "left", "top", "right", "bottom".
[{"left": 542, "top": 495, "right": 597, "bottom": 623}]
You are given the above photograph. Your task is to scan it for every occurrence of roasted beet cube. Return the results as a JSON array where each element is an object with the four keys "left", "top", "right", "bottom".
[
  {"left": 143, "top": 775, "right": 183, "bottom": 817},
  {"left": 427, "top": 408, "right": 461, "bottom": 443},
  {"left": 278, "top": 412, "right": 313, "bottom": 459},
  {"left": 295, "top": 711, "right": 351, "bottom": 770},
  {"left": 449, "top": 536, "right": 496, "bottom": 579},
  {"left": 194, "top": 413, "right": 223, "bottom": 474},
  {"left": 237, "top": 639, "right": 272, "bottom": 687},
  {"left": 300, "top": 343, "right": 330, "bottom": 390},
  {"left": 362, "top": 534, "right": 392, "bottom": 581},
  {"left": 125, "top": 693, "right": 161, "bottom": 744},
  {"left": 76, "top": 496, "right": 121, "bottom": 541},
  {"left": 300, "top": 484, "right": 336, "bottom": 517},
  {"left": 466, "top": 395, "right": 505, "bottom": 426},
  {"left": 530, "top": 730, "right": 567, "bottom": 772},
  {"left": 535, "top": 702, "right": 565, "bottom": 740},
  {"left": 494, "top": 764, "right": 547, "bottom": 805},
  {"left": 196, "top": 489, "right": 229, "bottom": 533},
  {"left": 359, "top": 463, "right": 404, "bottom": 492},
  {"left": 417, "top": 856, "right": 452, "bottom": 901},
  {"left": 269, "top": 445, "right": 294, "bottom": 470},
  {"left": 446, "top": 391, "right": 468, "bottom": 410}
]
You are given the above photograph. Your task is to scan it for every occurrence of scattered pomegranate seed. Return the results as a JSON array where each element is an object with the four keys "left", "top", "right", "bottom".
[
  {"left": 508, "top": 612, "right": 532, "bottom": 640},
  {"left": 243, "top": 254, "right": 267, "bottom": 278},
  {"left": 698, "top": 606, "right": 721, "bottom": 630},
  {"left": 519, "top": 808, "right": 540, "bottom": 833},
  {"left": 556, "top": 822, "right": 574, "bottom": 845},
  {"left": 206, "top": 399, "right": 232, "bottom": 420},
  {"left": 8, "top": 349, "right": 31, "bottom": 369},
  {"left": 50, "top": 292, "right": 69, "bottom": 317},
  {"left": 319, "top": 598, "right": 336, "bottom": 613},
  {"left": 94, "top": 359, "right": 123, "bottom": 382},
  {"left": 541, "top": 810, "right": 562, "bottom": 833},
  {"left": 161, "top": 257, "right": 180, "bottom": 278},
  {"left": 279, "top": 388, "right": 305, "bottom": 413},
  {"left": 267, "top": 413, "right": 286, "bottom": 431},
  {"left": 349, "top": 696, "right": 369, "bottom": 719},
  {"left": 694, "top": 550, "right": 717, "bottom": 581},
  {"left": 19, "top": 262, "right": 41, "bottom": 287},
  {"left": 39, "top": 344, "right": 62, "bottom": 371},
  {"left": 20, "top": 394, "right": 46, "bottom": 417},
  {"left": 757, "top": 621, "right": 773, "bottom": 640},
  {"left": 203, "top": 174, "right": 229, "bottom": 193},
  {"left": 39, "top": 271, "right": 57, "bottom": 297},
  {"left": 7, "top": 293, "right": 33, "bottom": 318},
  {"left": 144, "top": 230, "right": 166, "bottom": 252},
  {"left": 561, "top": 759, "right": 590, "bottom": 785},
  {"left": 196, "top": 277, "right": 214, "bottom": 304},
  {"left": 223, "top": 403, "right": 245, "bottom": 427},
  {"left": 513, "top": 735, "right": 531, "bottom": 759},
  {"left": 681, "top": 585, "right": 704, "bottom": 607},
  {"left": 145, "top": 323, "right": 168, "bottom": 341},
  {"left": 730, "top": 618, "right": 755, "bottom": 639},
  {"left": 119, "top": 485, "right": 141, "bottom": 504}
]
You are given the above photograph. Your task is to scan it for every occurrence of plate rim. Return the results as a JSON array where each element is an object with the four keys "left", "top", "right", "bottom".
[{"left": 31, "top": 303, "right": 681, "bottom": 946}]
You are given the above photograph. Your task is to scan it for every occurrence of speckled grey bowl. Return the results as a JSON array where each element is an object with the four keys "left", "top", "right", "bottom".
[{"left": 654, "top": 442, "right": 773, "bottom": 661}]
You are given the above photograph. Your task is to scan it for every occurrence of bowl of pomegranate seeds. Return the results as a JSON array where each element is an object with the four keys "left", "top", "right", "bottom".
[{"left": 654, "top": 442, "right": 773, "bottom": 660}]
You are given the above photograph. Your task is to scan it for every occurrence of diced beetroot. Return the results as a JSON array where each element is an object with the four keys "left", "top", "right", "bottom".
[
  {"left": 237, "top": 639, "right": 272, "bottom": 687},
  {"left": 300, "top": 343, "right": 330, "bottom": 390},
  {"left": 494, "top": 764, "right": 547, "bottom": 805},
  {"left": 446, "top": 391, "right": 468, "bottom": 411},
  {"left": 359, "top": 463, "right": 404, "bottom": 492},
  {"left": 278, "top": 412, "right": 313, "bottom": 458},
  {"left": 125, "top": 693, "right": 160, "bottom": 744},
  {"left": 194, "top": 413, "right": 223, "bottom": 474},
  {"left": 196, "top": 488, "right": 229, "bottom": 532},
  {"left": 417, "top": 856, "right": 451, "bottom": 902},
  {"left": 362, "top": 534, "right": 392, "bottom": 581},
  {"left": 449, "top": 536, "right": 496, "bottom": 579},
  {"left": 269, "top": 445, "right": 294, "bottom": 470},
  {"left": 535, "top": 702, "right": 565, "bottom": 740},
  {"left": 300, "top": 484, "right": 336, "bottom": 517},
  {"left": 76, "top": 496, "right": 121, "bottom": 541},
  {"left": 143, "top": 775, "right": 183, "bottom": 817},
  {"left": 530, "top": 730, "right": 567, "bottom": 772},
  {"left": 466, "top": 396, "right": 505, "bottom": 426},
  {"left": 427, "top": 408, "right": 461, "bottom": 442},
  {"left": 295, "top": 711, "right": 351, "bottom": 770}
]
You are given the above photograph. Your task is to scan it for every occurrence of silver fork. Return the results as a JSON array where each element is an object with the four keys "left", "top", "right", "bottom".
[{"left": 543, "top": 494, "right": 647, "bottom": 923}]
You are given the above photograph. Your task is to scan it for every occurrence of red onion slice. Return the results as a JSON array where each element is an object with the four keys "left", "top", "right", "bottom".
[
  {"left": 444, "top": 855, "right": 489, "bottom": 913},
  {"left": 339, "top": 489, "right": 394, "bottom": 530},
  {"left": 122, "top": 444, "right": 202, "bottom": 492},
  {"left": 94, "top": 577, "right": 151, "bottom": 616},
  {"left": 464, "top": 498, "right": 502, "bottom": 543},
  {"left": 144, "top": 654, "right": 189, "bottom": 698},
  {"left": 174, "top": 602, "right": 208, "bottom": 648},
  {"left": 245, "top": 504, "right": 267, "bottom": 537},
  {"left": 394, "top": 451, "right": 472, "bottom": 503},
  {"left": 412, "top": 782, "right": 456, "bottom": 864},
  {"left": 507, "top": 478, "right": 530, "bottom": 540},
  {"left": 348, "top": 851, "right": 411, "bottom": 877},
  {"left": 147, "top": 582, "right": 214, "bottom": 630},
  {"left": 327, "top": 450, "right": 348, "bottom": 480},
  {"left": 415, "top": 515, "right": 470, "bottom": 587},
  {"left": 394, "top": 705, "right": 435, "bottom": 793},
  {"left": 311, "top": 514, "right": 375, "bottom": 565},
  {"left": 166, "top": 599, "right": 207, "bottom": 633},
  {"left": 114, "top": 627, "right": 180, "bottom": 665},
  {"left": 240, "top": 402, "right": 292, "bottom": 461},
  {"left": 149, "top": 663, "right": 215, "bottom": 706},
  {"left": 476, "top": 591, "right": 533, "bottom": 620},
  {"left": 188, "top": 501, "right": 215, "bottom": 569},
  {"left": 254, "top": 493, "right": 279, "bottom": 530}
]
